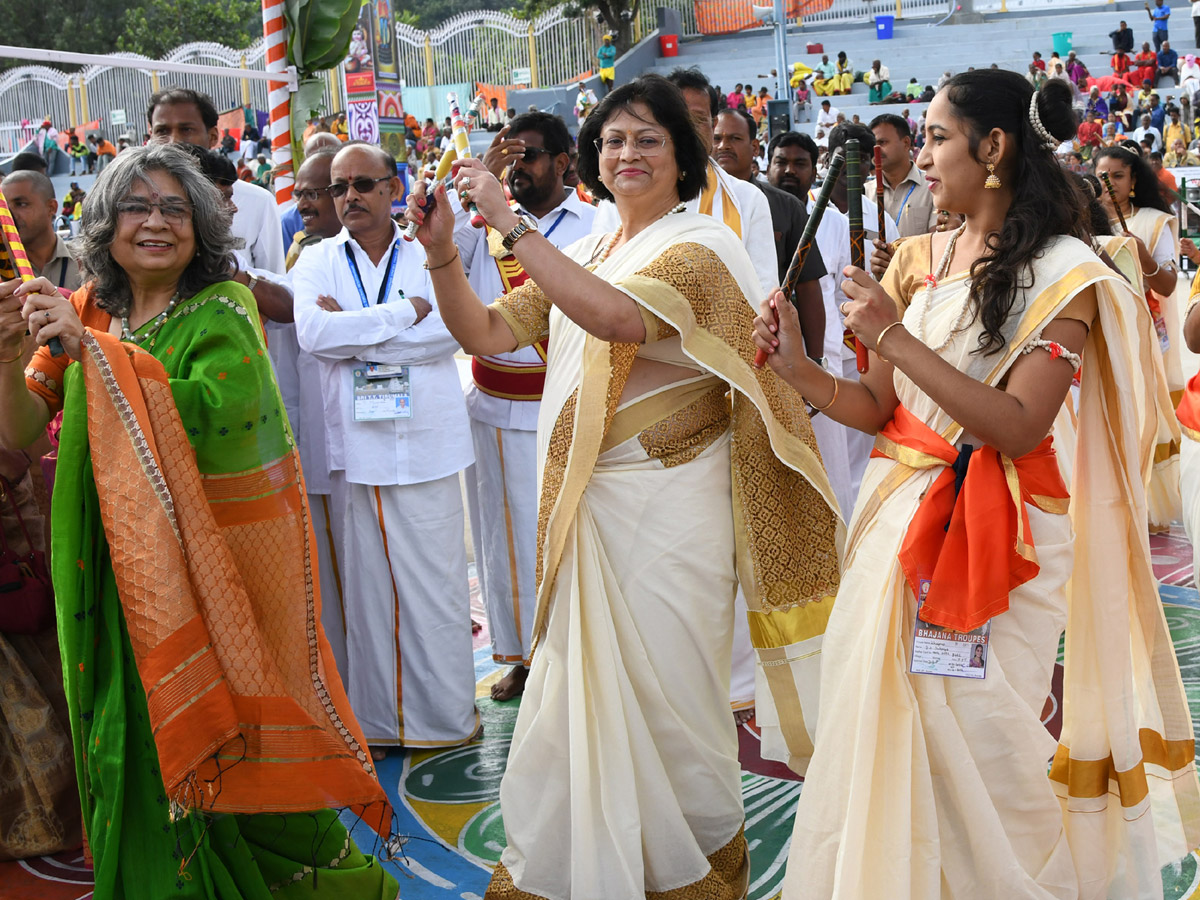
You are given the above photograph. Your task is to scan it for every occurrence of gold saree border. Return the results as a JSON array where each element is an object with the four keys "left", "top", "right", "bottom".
[{"left": 1050, "top": 730, "right": 1196, "bottom": 805}]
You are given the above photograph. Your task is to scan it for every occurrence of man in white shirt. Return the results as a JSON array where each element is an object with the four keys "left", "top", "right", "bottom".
[
  {"left": 293, "top": 143, "right": 478, "bottom": 754},
  {"left": 816, "top": 99, "right": 838, "bottom": 130},
  {"left": 865, "top": 113, "right": 938, "bottom": 238},
  {"left": 451, "top": 112, "right": 597, "bottom": 701},
  {"left": 1133, "top": 113, "right": 1165, "bottom": 151}
]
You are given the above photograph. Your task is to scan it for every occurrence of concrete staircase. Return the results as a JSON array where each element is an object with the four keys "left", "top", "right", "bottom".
[{"left": 643, "top": 0, "right": 1173, "bottom": 136}]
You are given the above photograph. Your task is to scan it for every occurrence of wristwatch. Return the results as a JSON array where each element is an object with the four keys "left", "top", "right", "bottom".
[{"left": 501, "top": 214, "right": 539, "bottom": 252}]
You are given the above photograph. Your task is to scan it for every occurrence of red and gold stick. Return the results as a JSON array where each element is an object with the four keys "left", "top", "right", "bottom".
[
  {"left": 0, "top": 192, "right": 63, "bottom": 356},
  {"left": 1099, "top": 172, "right": 1128, "bottom": 233}
]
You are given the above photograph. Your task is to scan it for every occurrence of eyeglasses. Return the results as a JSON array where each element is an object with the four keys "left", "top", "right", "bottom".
[
  {"left": 293, "top": 187, "right": 330, "bottom": 202},
  {"left": 327, "top": 175, "right": 393, "bottom": 198},
  {"left": 593, "top": 134, "right": 671, "bottom": 158},
  {"left": 116, "top": 199, "right": 193, "bottom": 225}
]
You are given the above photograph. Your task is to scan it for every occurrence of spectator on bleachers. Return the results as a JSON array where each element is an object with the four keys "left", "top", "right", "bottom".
[
  {"left": 813, "top": 55, "right": 835, "bottom": 94},
  {"left": 1086, "top": 86, "right": 1110, "bottom": 120},
  {"left": 1166, "top": 105, "right": 1193, "bottom": 144},
  {"left": 1148, "top": 91, "right": 1168, "bottom": 128},
  {"left": 817, "top": 98, "right": 838, "bottom": 130},
  {"left": 1181, "top": 53, "right": 1200, "bottom": 101},
  {"left": 1078, "top": 115, "right": 1104, "bottom": 159},
  {"left": 1032, "top": 50, "right": 1046, "bottom": 71},
  {"left": 937, "top": 70, "right": 953, "bottom": 89},
  {"left": 728, "top": 83, "right": 744, "bottom": 108},
  {"left": 917, "top": 84, "right": 936, "bottom": 102},
  {"left": 1148, "top": 0, "right": 1172, "bottom": 52},
  {"left": 794, "top": 78, "right": 810, "bottom": 122},
  {"left": 1135, "top": 42, "right": 1160, "bottom": 85},
  {"left": 1134, "top": 111, "right": 1165, "bottom": 149},
  {"left": 1050, "top": 61, "right": 1070, "bottom": 83},
  {"left": 1112, "top": 84, "right": 1134, "bottom": 126},
  {"left": 1166, "top": 135, "right": 1200, "bottom": 163},
  {"left": 1067, "top": 51, "right": 1090, "bottom": 83},
  {"left": 867, "top": 59, "right": 892, "bottom": 103},
  {"left": 1107, "top": 110, "right": 1128, "bottom": 134},
  {"left": 1103, "top": 120, "right": 1123, "bottom": 145},
  {"left": 743, "top": 85, "right": 754, "bottom": 109},
  {"left": 832, "top": 51, "right": 854, "bottom": 95},
  {"left": 905, "top": 77, "right": 922, "bottom": 99},
  {"left": 1112, "top": 20, "right": 1136, "bottom": 52},
  {"left": 1159, "top": 40, "right": 1181, "bottom": 82},
  {"left": 1113, "top": 47, "right": 1133, "bottom": 77},
  {"left": 1151, "top": 150, "right": 1179, "bottom": 194},
  {"left": 752, "top": 86, "right": 772, "bottom": 126},
  {"left": 1027, "top": 62, "right": 1047, "bottom": 90}
]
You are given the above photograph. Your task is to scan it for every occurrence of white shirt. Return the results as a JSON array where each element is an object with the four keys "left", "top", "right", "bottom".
[
  {"left": 592, "top": 161, "right": 777, "bottom": 298},
  {"left": 292, "top": 222, "right": 473, "bottom": 486},
  {"left": 453, "top": 189, "right": 597, "bottom": 430},
  {"left": 1133, "top": 124, "right": 1164, "bottom": 151},
  {"left": 231, "top": 180, "right": 285, "bottom": 274},
  {"left": 817, "top": 106, "right": 839, "bottom": 128}
]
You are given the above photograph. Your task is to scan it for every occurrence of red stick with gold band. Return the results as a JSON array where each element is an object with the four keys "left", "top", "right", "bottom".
[
  {"left": 0, "top": 191, "right": 63, "bottom": 356},
  {"left": 753, "top": 149, "right": 846, "bottom": 368},
  {"left": 846, "top": 138, "right": 869, "bottom": 374},
  {"left": 874, "top": 144, "right": 887, "bottom": 258}
]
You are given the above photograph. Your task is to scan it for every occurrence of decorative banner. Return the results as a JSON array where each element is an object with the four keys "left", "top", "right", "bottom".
[
  {"left": 372, "top": 0, "right": 398, "bottom": 77},
  {"left": 343, "top": 1, "right": 377, "bottom": 100},
  {"left": 377, "top": 88, "right": 403, "bottom": 120},
  {"left": 348, "top": 99, "right": 380, "bottom": 144}
]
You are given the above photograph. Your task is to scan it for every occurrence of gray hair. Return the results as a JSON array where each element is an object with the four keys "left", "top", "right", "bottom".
[{"left": 71, "top": 142, "right": 236, "bottom": 316}]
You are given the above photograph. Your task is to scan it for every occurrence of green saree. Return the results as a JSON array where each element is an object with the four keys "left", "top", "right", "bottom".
[{"left": 28, "top": 281, "right": 397, "bottom": 900}]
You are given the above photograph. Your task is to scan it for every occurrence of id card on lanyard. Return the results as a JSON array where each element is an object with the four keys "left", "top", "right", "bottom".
[
  {"left": 909, "top": 578, "right": 990, "bottom": 679},
  {"left": 346, "top": 241, "right": 413, "bottom": 420}
]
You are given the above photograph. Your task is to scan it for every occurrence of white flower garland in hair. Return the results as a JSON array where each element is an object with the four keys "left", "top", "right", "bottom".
[{"left": 1028, "top": 91, "right": 1059, "bottom": 150}]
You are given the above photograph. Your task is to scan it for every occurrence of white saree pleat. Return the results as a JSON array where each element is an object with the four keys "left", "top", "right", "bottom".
[{"left": 497, "top": 433, "right": 745, "bottom": 900}]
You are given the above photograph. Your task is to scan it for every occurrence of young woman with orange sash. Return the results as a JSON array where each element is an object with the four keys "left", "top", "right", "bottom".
[{"left": 755, "top": 72, "right": 1199, "bottom": 899}]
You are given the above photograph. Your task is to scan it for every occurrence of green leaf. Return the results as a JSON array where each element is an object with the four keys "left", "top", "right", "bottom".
[{"left": 284, "top": 0, "right": 362, "bottom": 76}]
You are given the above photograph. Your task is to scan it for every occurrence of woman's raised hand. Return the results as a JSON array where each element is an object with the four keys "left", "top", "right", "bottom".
[
  {"left": 753, "top": 289, "right": 807, "bottom": 374},
  {"left": 840, "top": 265, "right": 900, "bottom": 352},
  {"left": 18, "top": 277, "right": 85, "bottom": 360},
  {"left": 451, "top": 158, "right": 514, "bottom": 229},
  {"left": 404, "top": 179, "right": 456, "bottom": 249}
]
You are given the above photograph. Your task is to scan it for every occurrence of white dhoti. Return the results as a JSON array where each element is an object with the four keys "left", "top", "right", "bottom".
[
  {"left": 340, "top": 472, "right": 479, "bottom": 747},
  {"left": 309, "top": 483, "right": 349, "bottom": 682},
  {"left": 464, "top": 419, "right": 538, "bottom": 664}
]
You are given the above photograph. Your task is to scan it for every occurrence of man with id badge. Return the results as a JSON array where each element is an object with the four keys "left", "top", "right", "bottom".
[{"left": 293, "top": 142, "right": 478, "bottom": 756}]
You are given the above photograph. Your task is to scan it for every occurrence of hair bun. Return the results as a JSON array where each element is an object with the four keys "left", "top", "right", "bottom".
[{"left": 1033, "top": 80, "right": 1077, "bottom": 142}]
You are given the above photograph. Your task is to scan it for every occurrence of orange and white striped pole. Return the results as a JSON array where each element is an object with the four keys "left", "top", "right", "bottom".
[{"left": 262, "top": 0, "right": 293, "bottom": 206}]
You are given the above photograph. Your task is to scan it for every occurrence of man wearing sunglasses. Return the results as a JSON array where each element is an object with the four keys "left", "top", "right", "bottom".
[
  {"left": 292, "top": 141, "right": 479, "bottom": 756},
  {"left": 451, "top": 111, "right": 596, "bottom": 701}
]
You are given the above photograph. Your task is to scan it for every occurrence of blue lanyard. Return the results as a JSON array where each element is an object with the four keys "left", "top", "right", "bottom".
[
  {"left": 344, "top": 242, "right": 400, "bottom": 308},
  {"left": 540, "top": 209, "right": 568, "bottom": 241},
  {"left": 893, "top": 182, "right": 919, "bottom": 226}
]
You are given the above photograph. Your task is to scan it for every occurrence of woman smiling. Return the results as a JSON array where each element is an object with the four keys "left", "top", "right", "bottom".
[
  {"left": 0, "top": 143, "right": 395, "bottom": 899},
  {"left": 407, "top": 74, "right": 840, "bottom": 900}
]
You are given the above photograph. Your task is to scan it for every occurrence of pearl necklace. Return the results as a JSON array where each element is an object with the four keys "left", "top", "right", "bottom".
[
  {"left": 914, "top": 225, "right": 973, "bottom": 355},
  {"left": 596, "top": 203, "right": 687, "bottom": 265},
  {"left": 121, "top": 292, "right": 181, "bottom": 346}
]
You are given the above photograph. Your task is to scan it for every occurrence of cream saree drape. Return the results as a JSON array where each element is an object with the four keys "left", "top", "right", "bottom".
[
  {"left": 483, "top": 212, "right": 843, "bottom": 900},
  {"left": 1125, "top": 206, "right": 1183, "bottom": 531},
  {"left": 784, "top": 234, "right": 1200, "bottom": 900}
]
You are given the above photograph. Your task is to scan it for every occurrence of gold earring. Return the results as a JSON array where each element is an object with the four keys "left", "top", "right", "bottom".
[
  {"left": 984, "top": 163, "right": 1001, "bottom": 189},
  {"left": 678, "top": 172, "right": 686, "bottom": 182}
]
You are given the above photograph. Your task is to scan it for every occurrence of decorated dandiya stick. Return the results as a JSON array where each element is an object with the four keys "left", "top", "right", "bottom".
[
  {"left": 448, "top": 92, "right": 486, "bottom": 228},
  {"left": 0, "top": 192, "right": 63, "bottom": 356},
  {"left": 753, "top": 149, "right": 846, "bottom": 368},
  {"left": 1099, "top": 172, "right": 1128, "bottom": 233},
  {"left": 846, "top": 139, "right": 869, "bottom": 375},
  {"left": 402, "top": 146, "right": 460, "bottom": 242}
]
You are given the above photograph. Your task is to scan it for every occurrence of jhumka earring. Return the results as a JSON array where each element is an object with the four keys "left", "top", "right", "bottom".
[{"left": 984, "top": 162, "right": 1001, "bottom": 189}]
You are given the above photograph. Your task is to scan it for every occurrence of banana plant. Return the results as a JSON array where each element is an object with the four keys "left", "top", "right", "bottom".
[{"left": 283, "top": 0, "right": 362, "bottom": 165}]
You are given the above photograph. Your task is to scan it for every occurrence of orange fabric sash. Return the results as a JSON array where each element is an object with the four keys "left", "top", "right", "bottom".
[
  {"left": 80, "top": 331, "right": 390, "bottom": 833},
  {"left": 871, "top": 405, "right": 1070, "bottom": 632},
  {"left": 1177, "top": 372, "right": 1200, "bottom": 440}
]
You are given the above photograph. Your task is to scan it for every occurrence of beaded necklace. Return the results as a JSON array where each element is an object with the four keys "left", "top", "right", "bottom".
[
  {"left": 914, "top": 225, "right": 974, "bottom": 354},
  {"left": 120, "top": 292, "right": 181, "bottom": 347},
  {"left": 593, "top": 203, "right": 688, "bottom": 266}
]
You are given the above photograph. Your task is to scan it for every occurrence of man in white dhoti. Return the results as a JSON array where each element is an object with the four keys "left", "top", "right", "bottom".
[
  {"left": 454, "top": 112, "right": 596, "bottom": 700},
  {"left": 293, "top": 142, "right": 478, "bottom": 755}
]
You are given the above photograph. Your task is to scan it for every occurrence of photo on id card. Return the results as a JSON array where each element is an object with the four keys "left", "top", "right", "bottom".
[{"left": 909, "top": 578, "right": 989, "bottom": 679}]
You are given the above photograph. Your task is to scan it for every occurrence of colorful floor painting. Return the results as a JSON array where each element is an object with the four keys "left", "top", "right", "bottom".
[{"left": 7, "top": 530, "right": 1200, "bottom": 900}]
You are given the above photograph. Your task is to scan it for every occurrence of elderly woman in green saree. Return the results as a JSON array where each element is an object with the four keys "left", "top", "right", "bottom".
[{"left": 0, "top": 142, "right": 396, "bottom": 899}]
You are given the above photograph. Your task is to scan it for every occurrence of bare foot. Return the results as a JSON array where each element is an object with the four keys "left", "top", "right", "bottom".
[
  {"left": 491, "top": 665, "right": 529, "bottom": 701},
  {"left": 371, "top": 746, "right": 388, "bottom": 762},
  {"left": 733, "top": 707, "right": 755, "bottom": 727},
  {"left": 471, "top": 618, "right": 483, "bottom": 634}
]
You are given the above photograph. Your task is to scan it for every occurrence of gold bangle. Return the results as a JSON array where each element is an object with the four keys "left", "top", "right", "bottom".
[
  {"left": 423, "top": 250, "right": 460, "bottom": 271},
  {"left": 874, "top": 321, "right": 906, "bottom": 364},
  {"left": 810, "top": 368, "right": 839, "bottom": 411}
]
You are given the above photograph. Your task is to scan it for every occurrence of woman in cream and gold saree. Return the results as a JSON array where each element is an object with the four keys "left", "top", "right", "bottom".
[
  {"left": 756, "top": 73, "right": 1200, "bottom": 899},
  {"left": 0, "top": 144, "right": 396, "bottom": 899},
  {"left": 407, "top": 75, "right": 842, "bottom": 900}
]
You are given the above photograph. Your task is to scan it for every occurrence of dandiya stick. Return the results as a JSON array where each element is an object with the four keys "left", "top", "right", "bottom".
[
  {"left": 753, "top": 148, "right": 846, "bottom": 368},
  {"left": 0, "top": 192, "right": 63, "bottom": 356},
  {"left": 448, "top": 92, "right": 486, "bottom": 229},
  {"left": 402, "top": 146, "right": 460, "bottom": 241},
  {"left": 874, "top": 144, "right": 887, "bottom": 258},
  {"left": 1099, "top": 172, "right": 1128, "bottom": 233},
  {"left": 846, "top": 139, "right": 869, "bottom": 374}
]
